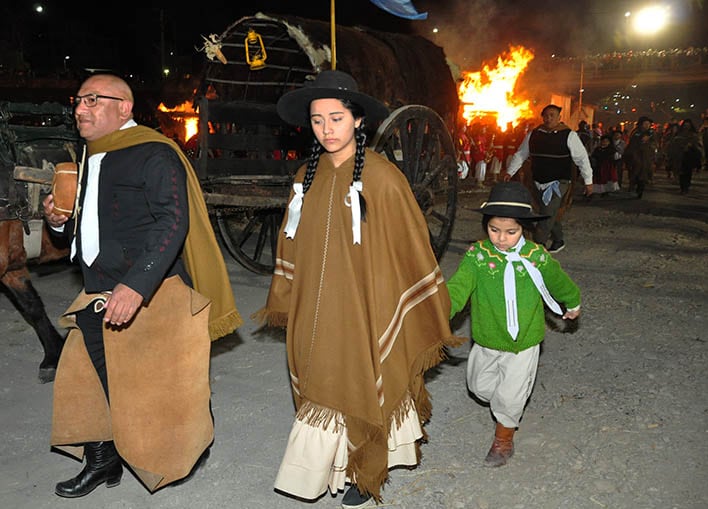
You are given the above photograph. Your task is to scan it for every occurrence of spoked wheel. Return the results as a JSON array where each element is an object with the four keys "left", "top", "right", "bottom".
[
  {"left": 370, "top": 105, "right": 458, "bottom": 260},
  {"left": 216, "top": 207, "right": 284, "bottom": 275}
]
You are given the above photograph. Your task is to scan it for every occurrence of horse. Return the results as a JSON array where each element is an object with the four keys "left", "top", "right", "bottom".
[
  {"left": 1, "top": 100, "right": 78, "bottom": 383},
  {"left": 0, "top": 219, "right": 69, "bottom": 383}
]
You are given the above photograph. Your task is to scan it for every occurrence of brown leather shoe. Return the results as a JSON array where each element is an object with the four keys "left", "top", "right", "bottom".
[{"left": 484, "top": 423, "right": 515, "bottom": 467}]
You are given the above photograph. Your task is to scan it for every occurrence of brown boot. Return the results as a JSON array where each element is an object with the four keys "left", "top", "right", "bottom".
[{"left": 484, "top": 422, "right": 515, "bottom": 467}]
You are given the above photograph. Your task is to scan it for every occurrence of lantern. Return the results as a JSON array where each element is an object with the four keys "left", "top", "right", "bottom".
[{"left": 244, "top": 28, "right": 267, "bottom": 70}]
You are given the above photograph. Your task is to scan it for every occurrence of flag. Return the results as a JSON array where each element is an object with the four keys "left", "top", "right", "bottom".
[{"left": 369, "top": 0, "right": 428, "bottom": 20}]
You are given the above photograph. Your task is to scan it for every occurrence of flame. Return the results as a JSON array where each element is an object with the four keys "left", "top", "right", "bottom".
[
  {"left": 459, "top": 45, "right": 535, "bottom": 130},
  {"left": 157, "top": 100, "right": 199, "bottom": 143}
]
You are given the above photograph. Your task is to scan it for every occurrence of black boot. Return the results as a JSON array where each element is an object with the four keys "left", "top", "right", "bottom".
[{"left": 55, "top": 441, "right": 122, "bottom": 498}]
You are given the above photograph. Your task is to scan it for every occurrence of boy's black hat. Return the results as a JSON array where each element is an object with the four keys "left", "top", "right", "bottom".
[
  {"left": 476, "top": 182, "right": 549, "bottom": 220},
  {"left": 276, "top": 70, "right": 389, "bottom": 127}
]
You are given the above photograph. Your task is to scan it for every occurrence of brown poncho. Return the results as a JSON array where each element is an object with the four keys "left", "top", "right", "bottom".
[{"left": 254, "top": 149, "right": 462, "bottom": 500}]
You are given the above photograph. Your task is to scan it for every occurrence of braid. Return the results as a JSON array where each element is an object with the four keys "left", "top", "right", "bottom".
[
  {"left": 352, "top": 123, "right": 367, "bottom": 183},
  {"left": 352, "top": 122, "right": 368, "bottom": 221},
  {"left": 303, "top": 138, "right": 323, "bottom": 194}
]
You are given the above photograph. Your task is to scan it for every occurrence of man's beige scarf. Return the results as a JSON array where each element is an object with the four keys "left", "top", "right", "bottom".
[{"left": 85, "top": 125, "right": 242, "bottom": 339}]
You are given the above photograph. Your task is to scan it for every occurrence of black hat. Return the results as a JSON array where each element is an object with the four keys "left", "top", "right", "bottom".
[
  {"left": 276, "top": 70, "right": 389, "bottom": 127},
  {"left": 476, "top": 182, "right": 549, "bottom": 220},
  {"left": 637, "top": 115, "right": 653, "bottom": 124}
]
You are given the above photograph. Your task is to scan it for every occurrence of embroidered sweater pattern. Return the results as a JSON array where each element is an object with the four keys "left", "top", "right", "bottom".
[{"left": 447, "top": 238, "right": 581, "bottom": 353}]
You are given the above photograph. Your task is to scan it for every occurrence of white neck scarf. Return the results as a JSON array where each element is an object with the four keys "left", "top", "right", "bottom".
[
  {"left": 283, "top": 180, "right": 363, "bottom": 245},
  {"left": 284, "top": 183, "right": 304, "bottom": 239},
  {"left": 347, "top": 181, "right": 363, "bottom": 244},
  {"left": 498, "top": 236, "right": 562, "bottom": 340}
]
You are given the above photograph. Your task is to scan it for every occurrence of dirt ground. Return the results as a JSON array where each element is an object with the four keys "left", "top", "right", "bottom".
[{"left": 1, "top": 170, "right": 707, "bottom": 509}]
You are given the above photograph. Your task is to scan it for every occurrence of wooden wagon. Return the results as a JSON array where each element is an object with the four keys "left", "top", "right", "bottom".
[{"left": 189, "top": 12, "right": 461, "bottom": 274}]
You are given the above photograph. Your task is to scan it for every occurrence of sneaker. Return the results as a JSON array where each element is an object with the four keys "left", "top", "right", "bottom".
[
  {"left": 342, "top": 484, "right": 376, "bottom": 508},
  {"left": 548, "top": 241, "right": 565, "bottom": 254}
]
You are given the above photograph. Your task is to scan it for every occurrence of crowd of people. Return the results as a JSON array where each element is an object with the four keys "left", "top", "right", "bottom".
[
  {"left": 459, "top": 109, "right": 707, "bottom": 199},
  {"left": 589, "top": 114, "right": 705, "bottom": 196}
]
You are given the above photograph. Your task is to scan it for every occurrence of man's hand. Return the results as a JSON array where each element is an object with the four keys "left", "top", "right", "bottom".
[
  {"left": 584, "top": 184, "right": 593, "bottom": 197},
  {"left": 42, "top": 194, "right": 69, "bottom": 228},
  {"left": 502, "top": 172, "right": 513, "bottom": 182},
  {"left": 103, "top": 284, "right": 143, "bottom": 326}
]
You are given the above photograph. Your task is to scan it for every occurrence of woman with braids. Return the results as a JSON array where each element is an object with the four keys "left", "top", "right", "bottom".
[{"left": 254, "top": 70, "right": 461, "bottom": 508}]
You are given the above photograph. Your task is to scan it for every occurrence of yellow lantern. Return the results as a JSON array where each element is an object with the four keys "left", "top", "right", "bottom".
[{"left": 244, "top": 28, "right": 267, "bottom": 70}]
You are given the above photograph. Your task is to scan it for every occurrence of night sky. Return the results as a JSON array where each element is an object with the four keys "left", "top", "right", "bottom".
[
  {"left": 2, "top": 0, "right": 707, "bottom": 123},
  {"left": 4, "top": 0, "right": 707, "bottom": 79}
]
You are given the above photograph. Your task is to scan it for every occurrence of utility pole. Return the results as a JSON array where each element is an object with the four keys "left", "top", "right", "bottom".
[
  {"left": 160, "top": 9, "right": 166, "bottom": 79},
  {"left": 578, "top": 59, "right": 584, "bottom": 120}
]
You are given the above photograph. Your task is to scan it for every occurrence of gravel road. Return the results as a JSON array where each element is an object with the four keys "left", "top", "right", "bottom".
[{"left": 1, "top": 170, "right": 706, "bottom": 509}]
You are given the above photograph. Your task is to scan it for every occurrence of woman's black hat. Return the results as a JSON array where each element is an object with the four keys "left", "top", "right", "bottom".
[{"left": 276, "top": 70, "right": 389, "bottom": 127}]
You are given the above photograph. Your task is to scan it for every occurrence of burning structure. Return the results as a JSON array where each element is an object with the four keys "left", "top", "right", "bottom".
[{"left": 458, "top": 45, "right": 536, "bottom": 131}]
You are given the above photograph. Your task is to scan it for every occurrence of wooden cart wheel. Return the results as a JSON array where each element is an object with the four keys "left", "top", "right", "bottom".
[
  {"left": 216, "top": 207, "right": 284, "bottom": 276},
  {"left": 370, "top": 105, "right": 458, "bottom": 261}
]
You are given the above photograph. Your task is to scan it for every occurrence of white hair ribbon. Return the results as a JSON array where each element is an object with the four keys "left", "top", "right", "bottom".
[
  {"left": 284, "top": 183, "right": 304, "bottom": 239},
  {"left": 348, "top": 181, "right": 363, "bottom": 244},
  {"left": 500, "top": 237, "right": 562, "bottom": 340}
]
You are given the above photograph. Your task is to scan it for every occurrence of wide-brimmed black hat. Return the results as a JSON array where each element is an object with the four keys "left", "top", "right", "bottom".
[
  {"left": 637, "top": 115, "right": 653, "bottom": 124},
  {"left": 475, "top": 182, "right": 549, "bottom": 220},
  {"left": 276, "top": 70, "right": 389, "bottom": 127}
]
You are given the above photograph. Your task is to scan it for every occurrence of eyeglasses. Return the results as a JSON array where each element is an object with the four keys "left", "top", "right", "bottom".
[{"left": 72, "top": 94, "right": 124, "bottom": 108}]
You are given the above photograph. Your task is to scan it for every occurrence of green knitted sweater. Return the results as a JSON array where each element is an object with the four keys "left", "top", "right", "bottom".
[{"left": 447, "top": 238, "right": 580, "bottom": 353}]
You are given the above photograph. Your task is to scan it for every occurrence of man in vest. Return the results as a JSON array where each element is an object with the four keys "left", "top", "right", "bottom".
[{"left": 503, "top": 104, "right": 593, "bottom": 253}]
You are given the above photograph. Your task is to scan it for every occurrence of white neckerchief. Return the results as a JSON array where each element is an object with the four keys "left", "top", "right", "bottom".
[
  {"left": 347, "top": 181, "right": 363, "bottom": 244},
  {"left": 284, "top": 183, "right": 304, "bottom": 239},
  {"left": 497, "top": 236, "right": 562, "bottom": 340},
  {"left": 284, "top": 180, "right": 364, "bottom": 245}
]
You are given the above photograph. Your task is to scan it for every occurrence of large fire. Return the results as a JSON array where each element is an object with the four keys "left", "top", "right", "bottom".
[
  {"left": 157, "top": 101, "right": 199, "bottom": 143},
  {"left": 459, "top": 45, "right": 535, "bottom": 130}
]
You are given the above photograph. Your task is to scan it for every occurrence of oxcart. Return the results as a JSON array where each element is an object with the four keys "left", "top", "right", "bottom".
[{"left": 188, "top": 12, "right": 461, "bottom": 275}]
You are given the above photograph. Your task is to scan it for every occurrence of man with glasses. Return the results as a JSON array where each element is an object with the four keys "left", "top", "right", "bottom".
[{"left": 42, "top": 73, "right": 242, "bottom": 497}]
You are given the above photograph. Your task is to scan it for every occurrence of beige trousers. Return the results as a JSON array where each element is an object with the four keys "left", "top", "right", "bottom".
[{"left": 466, "top": 343, "right": 540, "bottom": 428}]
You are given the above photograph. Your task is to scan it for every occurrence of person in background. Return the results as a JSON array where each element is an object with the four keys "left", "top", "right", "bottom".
[
  {"left": 471, "top": 123, "right": 491, "bottom": 187},
  {"left": 678, "top": 138, "right": 702, "bottom": 195},
  {"left": 42, "top": 73, "right": 241, "bottom": 498},
  {"left": 611, "top": 129, "right": 627, "bottom": 189},
  {"left": 504, "top": 104, "right": 593, "bottom": 254},
  {"left": 488, "top": 125, "right": 505, "bottom": 183},
  {"left": 667, "top": 118, "right": 699, "bottom": 191},
  {"left": 589, "top": 134, "right": 620, "bottom": 196},
  {"left": 447, "top": 181, "right": 581, "bottom": 468},
  {"left": 576, "top": 120, "right": 593, "bottom": 155},
  {"left": 629, "top": 130, "right": 656, "bottom": 198},
  {"left": 699, "top": 114, "right": 708, "bottom": 172},
  {"left": 662, "top": 121, "right": 681, "bottom": 182},
  {"left": 254, "top": 70, "right": 461, "bottom": 509},
  {"left": 624, "top": 116, "right": 655, "bottom": 191}
]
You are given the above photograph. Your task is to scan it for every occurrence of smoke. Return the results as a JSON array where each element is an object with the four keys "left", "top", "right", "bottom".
[
  {"left": 410, "top": 0, "right": 603, "bottom": 119},
  {"left": 412, "top": 0, "right": 598, "bottom": 67}
]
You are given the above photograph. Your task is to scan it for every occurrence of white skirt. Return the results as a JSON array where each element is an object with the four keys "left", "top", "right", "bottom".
[{"left": 273, "top": 402, "right": 423, "bottom": 500}]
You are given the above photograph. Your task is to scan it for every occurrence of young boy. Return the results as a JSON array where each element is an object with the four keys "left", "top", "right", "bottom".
[{"left": 447, "top": 181, "right": 582, "bottom": 467}]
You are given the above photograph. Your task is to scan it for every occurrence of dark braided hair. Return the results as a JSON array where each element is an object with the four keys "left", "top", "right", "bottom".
[{"left": 301, "top": 98, "right": 369, "bottom": 221}]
